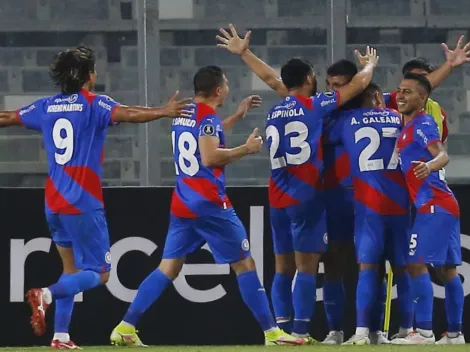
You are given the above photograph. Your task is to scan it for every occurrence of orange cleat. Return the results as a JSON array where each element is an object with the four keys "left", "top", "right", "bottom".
[
  {"left": 51, "top": 339, "right": 82, "bottom": 350},
  {"left": 26, "top": 288, "right": 49, "bottom": 336}
]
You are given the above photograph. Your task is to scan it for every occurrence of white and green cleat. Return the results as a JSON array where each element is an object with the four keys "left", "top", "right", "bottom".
[{"left": 264, "top": 328, "right": 306, "bottom": 346}]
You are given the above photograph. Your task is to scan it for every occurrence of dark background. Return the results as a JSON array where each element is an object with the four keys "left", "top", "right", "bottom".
[{"left": 1, "top": 186, "right": 469, "bottom": 346}]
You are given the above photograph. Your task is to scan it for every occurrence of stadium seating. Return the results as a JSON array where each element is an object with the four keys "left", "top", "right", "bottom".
[{"left": 0, "top": 0, "right": 469, "bottom": 186}]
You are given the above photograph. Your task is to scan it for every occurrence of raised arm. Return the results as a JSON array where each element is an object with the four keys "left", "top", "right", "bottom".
[
  {"left": 335, "top": 46, "right": 379, "bottom": 107},
  {"left": 113, "top": 91, "right": 194, "bottom": 123},
  {"left": 199, "top": 128, "right": 263, "bottom": 167},
  {"left": 0, "top": 111, "right": 21, "bottom": 127},
  {"left": 222, "top": 95, "right": 262, "bottom": 130},
  {"left": 217, "top": 24, "right": 288, "bottom": 96}
]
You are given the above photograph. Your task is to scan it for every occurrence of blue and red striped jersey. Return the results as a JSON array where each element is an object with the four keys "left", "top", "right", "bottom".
[
  {"left": 16, "top": 89, "right": 120, "bottom": 214},
  {"left": 397, "top": 112, "right": 459, "bottom": 216},
  {"left": 339, "top": 108, "right": 409, "bottom": 215},
  {"left": 170, "top": 102, "right": 232, "bottom": 218},
  {"left": 266, "top": 92, "right": 340, "bottom": 208}
]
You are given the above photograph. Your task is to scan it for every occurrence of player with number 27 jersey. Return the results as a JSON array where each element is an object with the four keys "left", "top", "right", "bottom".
[{"left": 266, "top": 92, "right": 339, "bottom": 255}]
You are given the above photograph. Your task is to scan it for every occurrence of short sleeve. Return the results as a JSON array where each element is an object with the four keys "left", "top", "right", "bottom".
[
  {"left": 414, "top": 117, "right": 441, "bottom": 148},
  {"left": 384, "top": 91, "right": 398, "bottom": 110},
  {"left": 93, "top": 95, "right": 121, "bottom": 130},
  {"left": 198, "top": 115, "right": 222, "bottom": 138},
  {"left": 16, "top": 98, "right": 46, "bottom": 131},
  {"left": 312, "top": 91, "right": 340, "bottom": 116}
]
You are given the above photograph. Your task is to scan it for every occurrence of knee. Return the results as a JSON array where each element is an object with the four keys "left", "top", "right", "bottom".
[
  {"left": 159, "top": 259, "right": 185, "bottom": 280},
  {"left": 231, "top": 256, "right": 256, "bottom": 275},
  {"left": 437, "top": 265, "right": 458, "bottom": 283},
  {"left": 100, "top": 271, "right": 110, "bottom": 284},
  {"left": 274, "top": 253, "right": 296, "bottom": 276},
  {"left": 407, "top": 263, "right": 428, "bottom": 278},
  {"left": 296, "top": 252, "right": 321, "bottom": 274}
]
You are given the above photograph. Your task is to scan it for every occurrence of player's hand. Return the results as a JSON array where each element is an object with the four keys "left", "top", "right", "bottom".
[
  {"left": 245, "top": 128, "right": 263, "bottom": 154},
  {"left": 442, "top": 35, "right": 470, "bottom": 68},
  {"left": 235, "top": 95, "right": 262, "bottom": 119},
  {"left": 412, "top": 160, "right": 431, "bottom": 179},
  {"left": 163, "top": 91, "right": 195, "bottom": 118},
  {"left": 216, "top": 23, "right": 251, "bottom": 56},
  {"left": 355, "top": 46, "right": 379, "bottom": 68}
]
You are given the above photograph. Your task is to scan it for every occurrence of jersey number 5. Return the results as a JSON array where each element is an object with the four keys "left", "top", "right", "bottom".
[
  {"left": 171, "top": 131, "right": 200, "bottom": 176},
  {"left": 355, "top": 127, "right": 399, "bottom": 172},
  {"left": 53, "top": 118, "right": 74, "bottom": 165},
  {"left": 266, "top": 121, "right": 311, "bottom": 170}
]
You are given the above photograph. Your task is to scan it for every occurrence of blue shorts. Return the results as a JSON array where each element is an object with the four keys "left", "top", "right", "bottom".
[
  {"left": 162, "top": 209, "right": 251, "bottom": 264},
  {"left": 325, "top": 188, "right": 355, "bottom": 242},
  {"left": 46, "top": 209, "right": 111, "bottom": 273},
  {"left": 409, "top": 212, "right": 461, "bottom": 266},
  {"left": 270, "top": 198, "right": 327, "bottom": 255},
  {"left": 355, "top": 212, "right": 410, "bottom": 266}
]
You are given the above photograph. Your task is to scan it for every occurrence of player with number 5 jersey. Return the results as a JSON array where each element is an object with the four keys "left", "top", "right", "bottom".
[
  {"left": 0, "top": 46, "right": 194, "bottom": 349},
  {"left": 111, "top": 66, "right": 306, "bottom": 347}
]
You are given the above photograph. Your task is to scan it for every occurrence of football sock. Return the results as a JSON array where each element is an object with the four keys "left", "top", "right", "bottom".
[
  {"left": 237, "top": 270, "right": 276, "bottom": 331},
  {"left": 292, "top": 272, "right": 316, "bottom": 335},
  {"left": 271, "top": 273, "right": 293, "bottom": 333},
  {"left": 369, "top": 279, "right": 386, "bottom": 332},
  {"left": 54, "top": 274, "right": 75, "bottom": 334},
  {"left": 323, "top": 279, "right": 345, "bottom": 332},
  {"left": 356, "top": 269, "right": 378, "bottom": 329},
  {"left": 412, "top": 273, "right": 433, "bottom": 331},
  {"left": 396, "top": 272, "right": 413, "bottom": 329},
  {"left": 445, "top": 275, "right": 463, "bottom": 333},
  {"left": 48, "top": 270, "right": 101, "bottom": 300},
  {"left": 123, "top": 269, "right": 172, "bottom": 327}
]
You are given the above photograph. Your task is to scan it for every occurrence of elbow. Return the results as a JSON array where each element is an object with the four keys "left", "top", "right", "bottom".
[
  {"left": 442, "top": 153, "right": 450, "bottom": 167},
  {"left": 201, "top": 155, "right": 216, "bottom": 168}
]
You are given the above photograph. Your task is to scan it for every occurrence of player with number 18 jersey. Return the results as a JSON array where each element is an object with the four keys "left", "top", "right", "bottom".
[{"left": 267, "top": 92, "right": 340, "bottom": 255}]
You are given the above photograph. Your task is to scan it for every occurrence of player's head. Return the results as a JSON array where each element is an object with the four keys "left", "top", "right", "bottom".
[
  {"left": 353, "top": 82, "right": 385, "bottom": 108},
  {"left": 281, "top": 58, "right": 317, "bottom": 96},
  {"left": 326, "top": 59, "right": 358, "bottom": 90},
  {"left": 193, "top": 65, "right": 229, "bottom": 106},
  {"left": 50, "top": 46, "right": 96, "bottom": 94},
  {"left": 402, "top": 57, "right": 434, "bottom": 76},
  {"left": 397, "top": 73, "right": 432, "bottom": 115}
]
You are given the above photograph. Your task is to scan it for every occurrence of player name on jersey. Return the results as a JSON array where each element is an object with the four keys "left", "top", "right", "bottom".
[
  {"left": 350, "top": 112, "right": 401, "bottom": 126},
  {"left": 172, "top": 117, "right": 196, "bottom": 127},
  {"left": 46, "top": 103, "right": 84, "bottom": 113},
  {"left": 267, "top": 107, "right": 305, "bottom": 120}
]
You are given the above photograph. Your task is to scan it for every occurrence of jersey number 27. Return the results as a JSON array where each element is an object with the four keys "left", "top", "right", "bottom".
[{"left": 355, "top": 127, "right": 399, "bottom": 171}]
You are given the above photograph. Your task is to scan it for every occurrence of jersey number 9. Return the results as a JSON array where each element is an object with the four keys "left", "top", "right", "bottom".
[
  {"left": 53, "top": 118, "right": 74, "bottom": 165},
  {"left": 266, "top": 121, "right": 311, "bottom": 170},
  {"left": 172, "top": 131, "right": 200, "bottom": 176}
]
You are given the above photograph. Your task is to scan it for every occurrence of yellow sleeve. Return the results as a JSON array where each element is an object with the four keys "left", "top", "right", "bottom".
[{"left": 426, "top": 98, "right": 443, "bottom": 139}]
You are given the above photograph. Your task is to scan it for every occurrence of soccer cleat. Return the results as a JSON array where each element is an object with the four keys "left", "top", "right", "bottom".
[
  {"left": 435, "top": 332, "right": 465, "bottom": 345},
  {"left": 26, "top": 288, "right": 49, "bottom": 336},
  {"left": 264, "top": 328, "right": 306, "bottom": 346},
  {"left": 391, "top": 331, "right": 435, "bottom": 345},
  {"left": 51, "top": 339, "right": 82, "bottom": 350},
  {"left": 342, "top": 334, "right": 370, "bottom": 345},
  {"left": 322, "top": 331, "right": 344, "bottom": 345},
  {"left": 370, "top": 331, "right": 390, "bottom": 344},
  {"left": 292, "top": 333, "right": 317, "bottom": 345},
  {"left": 110, "top": 323, "right": 148, "bottom": 347}
]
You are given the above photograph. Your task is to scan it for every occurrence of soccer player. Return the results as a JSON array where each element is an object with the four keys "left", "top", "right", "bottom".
[
  {"left": 0, "top": 46, "right": 193, "bottom": 349},
  {"left": 392, "top": 73, "right": 464, "bottom": 345},
  {"left": 110, "top": 66, "right": 306, "bottom": 347},
  {"left": 326, "top": 84, "right": 413, "bottom": 345},
  {"left": 217, "top": 24, "right": 379, "bottom": 341}
]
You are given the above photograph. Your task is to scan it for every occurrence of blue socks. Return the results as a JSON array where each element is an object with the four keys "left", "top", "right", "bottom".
[
  {"left": 123, "top": 269, "right": 172, "bottom": 327},
  {"left": 237, "top": 270, "right": 276, "bottom": 331},
  {"left": 396, "top": 272, "right": 413, "bottom": 330},
  {"left": 271, "top": 273, "right": 293, "bottom": 333},
  {"left": 356, "top": 269, "right": 378, "bottom": 328},
  {"left": 54, "top": 274, "right": 75, "bottom": 333},
  {"left": 323, "top": 280, "right": 345, "bottom": 332},
  {"left": 445, "top": 275, "right": 464, "bottom": 333},
  {"left": 49, "top": 270, "right": 101, "bottom": 299},
  {"left": 369, "top": 280, "right": 386, "bottom": 332},
  {"left": 292, "top": 272, "right": 317, "bottom": 335},
  {"left": 412, "top": 273, "right": 433, "bottom": 330}
]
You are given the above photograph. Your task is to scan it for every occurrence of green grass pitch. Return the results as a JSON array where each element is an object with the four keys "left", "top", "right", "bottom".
[{"left": 0, "top": 346, "right": 468, "bottom": 352}]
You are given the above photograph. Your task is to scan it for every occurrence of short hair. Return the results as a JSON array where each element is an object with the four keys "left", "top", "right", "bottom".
[
  {"left": 403, "top": 72, "right": 432, "bottom": 95},
  {"left": 327, "top": 59, "right": 358, "bottom": 79},
  {"left": 402, "top": 57, "right": 434, "bottom": 75},
  {"left": 193, "top": 66, "right": 225, "bottom": 97},
  {"left": 50, "top": 46, "right": 95, "bottom": 94},
  {"left": 280, "top": 58, "right": 314, "bottom": 90},
  {"left": 348, "top": 82, "right": 382, "bottom": 108}
]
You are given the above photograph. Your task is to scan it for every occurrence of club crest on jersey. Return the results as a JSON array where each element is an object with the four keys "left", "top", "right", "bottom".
[
  {"left": 241, "top": 239, "right": 250, "bottom": 251},
  {"left": 105, "top": 251, "right": 112, "bottom": 264},
  {"left": 323, "top": 233, "right": 328, "bottom": 244},
  {"left": 202, "top": 124, "right": 215, "bottom": 136}
]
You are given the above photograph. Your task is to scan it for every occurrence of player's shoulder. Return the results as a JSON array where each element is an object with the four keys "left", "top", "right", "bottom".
[
  {"left": 195, "top": 102, "right": 221, "bottom": 125},
  {"left": 416, "top": 113, "right": 437, "bottom": 126},
  {"left": 312, "top": 90, "right": 336, "bottom": 102},
  {"left": 18, "top": 96, "right": 51, "bottom": 116}
]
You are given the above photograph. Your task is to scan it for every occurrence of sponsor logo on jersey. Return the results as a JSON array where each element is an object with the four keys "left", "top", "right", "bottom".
[
  {"left": 54, "top": 94, "right": 78, "bottom": 104},
  {"left": 18, "top": 104, "right": 35, "bottom": 116},
  {"left": 98, "top": 100, "right": 112, "bottom": 111}
]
